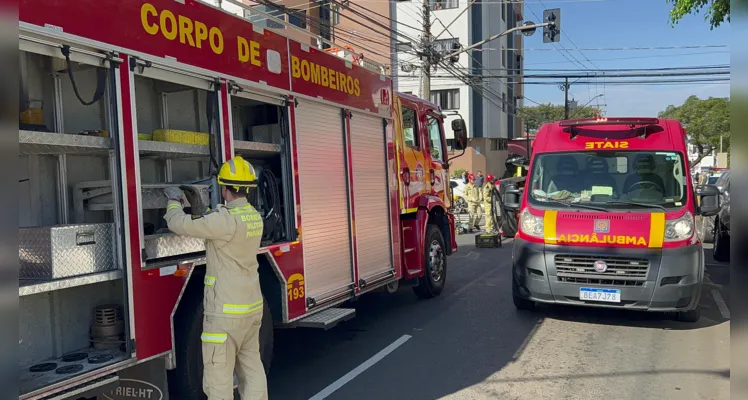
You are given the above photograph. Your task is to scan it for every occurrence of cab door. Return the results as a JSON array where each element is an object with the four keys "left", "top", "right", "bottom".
[{"left": 425, "top": 112, "right": 449, "bottom": 206}]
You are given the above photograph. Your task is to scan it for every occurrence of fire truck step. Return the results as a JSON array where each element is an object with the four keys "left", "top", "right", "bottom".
[
  {"left": 41, "top": 374, "right": 119, "bottom": 400},
  {"left": 296, "top": 307, "right": 356, "bottom": 330}
]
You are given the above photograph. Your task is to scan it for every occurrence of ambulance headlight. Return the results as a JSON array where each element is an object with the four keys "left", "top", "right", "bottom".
[
  {"left": 520, "top": 208, "right": 544, "bottom": 237},
  {"left": 665, "top": 211, "right": 694, "bottom": 241}
]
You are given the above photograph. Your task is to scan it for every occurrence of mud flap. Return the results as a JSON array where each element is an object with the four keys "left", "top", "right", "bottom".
[{"left": 101, "top": 357, "right": 169, "bottom": 400}]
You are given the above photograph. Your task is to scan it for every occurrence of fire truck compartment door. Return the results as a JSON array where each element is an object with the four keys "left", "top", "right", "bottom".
[
  {"left": 295, "top": 100, "right": 354, "bottom": 300},
  {"left": 349, "top": 113, "right": 394, "bottom": 282}
]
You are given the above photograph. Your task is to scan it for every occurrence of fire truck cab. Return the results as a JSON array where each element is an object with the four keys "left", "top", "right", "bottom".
[{"left": 502, "top": 117, "right": 721, "bottom": 322}]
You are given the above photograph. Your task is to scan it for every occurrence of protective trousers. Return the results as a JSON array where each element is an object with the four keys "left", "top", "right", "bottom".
[
  {"left": 484, "top": 201, "right": 494, "bottom": 232},
  {"left": 202, "top": 314, "right": 268, "bottom": 400},
  {"left": 468, "top": 201, "right": 482, "bottom": 229}
]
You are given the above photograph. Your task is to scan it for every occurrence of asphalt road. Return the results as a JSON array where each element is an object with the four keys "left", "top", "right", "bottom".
[{"left": 267, "top": 232, "right": 731, "bottom": 400}]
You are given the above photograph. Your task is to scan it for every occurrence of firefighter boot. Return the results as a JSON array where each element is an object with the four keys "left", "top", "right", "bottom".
[{"left": 202, "top": 314, "right": 268, "bottom": 400}]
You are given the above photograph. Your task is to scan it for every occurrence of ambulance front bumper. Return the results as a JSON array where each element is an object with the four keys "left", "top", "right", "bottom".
[{"left": 512, "top": 238, "right": 704, "bottom": 312}]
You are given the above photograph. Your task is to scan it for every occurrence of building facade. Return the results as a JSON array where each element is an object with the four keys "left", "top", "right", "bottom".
[{"left": 393, "top": 0, "right": 525, "bottom": 178}]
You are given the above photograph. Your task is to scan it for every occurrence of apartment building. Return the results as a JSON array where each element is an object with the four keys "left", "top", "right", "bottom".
[{"left": 393, "top": 0, "right": 525, "bottom": 178}]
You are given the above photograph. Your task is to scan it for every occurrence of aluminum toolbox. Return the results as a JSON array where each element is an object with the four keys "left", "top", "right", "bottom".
[
  {"left": 19, "top": 223, "right": 116, "bottom": 280},
  {"left": 144, "top": 233, "right": 205, "bottom": 260}
]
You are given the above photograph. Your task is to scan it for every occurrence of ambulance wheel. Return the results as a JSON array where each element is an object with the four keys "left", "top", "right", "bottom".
[
  {"left": 676, "top": 307, "right": 701, "bottom": 323},
  {"left": 413, "top": 224, "right": 447, "bottom": 299},
  {"left": 169, "top": 271, "right": 273, "bottom": 400},
  {"left": 512, "top": 278, "right": 535, "bottom": 311}
]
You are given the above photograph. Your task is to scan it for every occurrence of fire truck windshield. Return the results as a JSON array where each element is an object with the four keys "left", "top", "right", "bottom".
[{"left": 528, "top": 150, "right": 688, "bottom": 210}]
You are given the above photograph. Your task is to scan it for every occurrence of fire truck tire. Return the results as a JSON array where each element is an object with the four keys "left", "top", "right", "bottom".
[
  {"left": 413, "top": 224, "right": 447, "bottom": 299},
  {"left": 169, "top": 292, "right": 273, "bottom": 400}
]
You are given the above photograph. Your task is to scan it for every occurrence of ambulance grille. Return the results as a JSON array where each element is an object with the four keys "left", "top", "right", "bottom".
[
  {"left": 554, "top": 254, "right": 649, "bottom": 285},
  {"left": 558, "top": 213, "right": 646, "bottom": 221}
]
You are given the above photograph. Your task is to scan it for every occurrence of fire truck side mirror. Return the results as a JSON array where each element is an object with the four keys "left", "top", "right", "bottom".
[
  {"left": 696, "top": 184, "right": 721, "bottom": 216},
  {"left": 451, "top": 119, "right": 467, "bottom": 150},
  {"left": 502, "top": 182, "right": 521, "bottom": 211}
]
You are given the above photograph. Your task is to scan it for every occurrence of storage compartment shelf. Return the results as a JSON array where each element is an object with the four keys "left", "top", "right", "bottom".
[
  {"left": 19, "top": 130, "right": 112, "bottom": 155},
  {"left": 19, "top": 347, "right": 129, "bottom": 398},
  {"left": 234, "top": 140, "right": 282, "bottom": 158},
  {"left": 19, "top": 269, "right": 123, "bottom": 297},
  {"left": 138, "top": 139, "right": 210, "bottom": 158},
  {"left": 74, "top": 181, "right": 210, "bottom": 215}
]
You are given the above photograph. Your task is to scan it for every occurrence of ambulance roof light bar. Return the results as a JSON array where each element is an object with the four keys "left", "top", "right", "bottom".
[{"left": 559, "top": 117, "right": 660, "bottom": 127}]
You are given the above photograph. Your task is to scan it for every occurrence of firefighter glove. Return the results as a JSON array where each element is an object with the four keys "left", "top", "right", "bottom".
[
  {"left": 163, "top": 187, "right": 184, "bottom": 203},
  {"left": 180, "top": 185, "right": 205, "bottom": 217}
]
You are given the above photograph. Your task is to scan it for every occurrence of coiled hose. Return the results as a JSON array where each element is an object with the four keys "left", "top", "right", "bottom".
[{"left": 258, "top": 169, "right": 285, "bottom": 242}]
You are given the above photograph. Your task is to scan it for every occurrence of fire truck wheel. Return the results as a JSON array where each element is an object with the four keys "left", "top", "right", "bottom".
[{"left": 413, "top": 224, "right": 447, "bottom": 299}]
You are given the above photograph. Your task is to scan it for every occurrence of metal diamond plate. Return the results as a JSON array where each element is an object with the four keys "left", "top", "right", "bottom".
[
  {"left": 19, "top": 130, "right": 112, "bottom": 155},
  {"left": 19, "top": 270, "right": 122, "bottom": 296},
  {"left": 233, "top": 140, "right": 282, "bottom": 158},
  {"left": 77, "top": 181, "right": 210, "bottom": 210},
  {"left": 144, "top": 233, "right": 206, "bottom": 260},
  {"left": 19, "top": 223, "right": 116, "bottom": 280}
]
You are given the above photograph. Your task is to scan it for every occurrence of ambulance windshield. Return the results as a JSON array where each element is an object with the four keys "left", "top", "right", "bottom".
[{"left": 527, "top": 151, "right": 688, "bottom": 210}]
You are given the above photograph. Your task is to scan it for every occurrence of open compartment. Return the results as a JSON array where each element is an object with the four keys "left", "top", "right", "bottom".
[
  {"left": 18, "top": 45, "right": 129, "bottom": 397},
  {"left": 231, "top": 92, "right": 295, "bottom": 246}
]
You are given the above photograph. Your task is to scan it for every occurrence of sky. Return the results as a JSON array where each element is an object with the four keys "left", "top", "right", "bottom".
[{"left": 520, "top": 0, "right": 730, "bottom": 117}]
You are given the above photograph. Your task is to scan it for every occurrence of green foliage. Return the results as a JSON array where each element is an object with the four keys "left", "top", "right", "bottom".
[
  {"left": 666, "top": 0, "right": 730, "bottom": 29},
  {"left": 518, "top": 103, "right": 600, "bottom": 132},
  {"left": 658, "top": 95, "right": 730, "bottom": 168},
  {"left": 452, "top": 168, "right": 467, "bottom": 178}
]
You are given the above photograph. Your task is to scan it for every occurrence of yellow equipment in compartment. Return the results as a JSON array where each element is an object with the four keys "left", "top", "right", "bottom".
[{"left": 152, "top": 129, "right": 210, "bottom": 146}]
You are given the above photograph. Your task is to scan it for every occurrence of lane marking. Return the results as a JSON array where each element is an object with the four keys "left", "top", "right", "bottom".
[
  {"left": 466, "top": 251, "right": 480, "bottom": 260},
  {"left": 711, "top": 289, "right": 730, "bottom": 319},
  {"left": 309, "top": 335, "right": 412, "bottom": 400}
]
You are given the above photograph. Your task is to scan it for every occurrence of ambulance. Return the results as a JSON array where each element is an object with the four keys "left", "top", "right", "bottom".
[{"left": 502, "top": 117, "right": 722, "bottom": 322}]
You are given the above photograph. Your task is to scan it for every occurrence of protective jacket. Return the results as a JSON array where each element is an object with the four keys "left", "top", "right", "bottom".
[
  {"left": 165, "top": 198, "right": 264, "bottom": 319},
  {"left": 464, "top": 182, "right": 482, "bottom": 203}
]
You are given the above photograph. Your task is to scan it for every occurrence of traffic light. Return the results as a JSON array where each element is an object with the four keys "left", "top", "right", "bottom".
[{"left": 543, "top": 8, "right": 561, "bottom": 43}]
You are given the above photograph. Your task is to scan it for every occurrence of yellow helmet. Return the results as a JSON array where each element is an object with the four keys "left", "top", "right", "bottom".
[{"left": 217, "top": 156, "right": 257, "bottom": 190}]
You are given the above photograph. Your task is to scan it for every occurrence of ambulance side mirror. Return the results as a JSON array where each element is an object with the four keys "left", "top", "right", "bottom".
[
  {"left": 503, "top": 182, "right": 521, "bottom": 211},
  {"left": 451, "top": 119, "right": 467, "bottom": 151},
  {"left": 696, "top": 184, "right": 721, "bottom": 216}
]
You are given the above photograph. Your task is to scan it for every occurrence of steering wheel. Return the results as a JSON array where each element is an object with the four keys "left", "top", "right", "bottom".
[{"left": 626, "top": 180, "right": 664, "bottom": 194}]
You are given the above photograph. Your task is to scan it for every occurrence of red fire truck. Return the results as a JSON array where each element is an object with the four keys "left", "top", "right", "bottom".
[
  {"left": 17, "top": 0, "right": 463, "bottom": 398},
  {"left": 501, "top": 117, "right": 721, "bottom": 323}
]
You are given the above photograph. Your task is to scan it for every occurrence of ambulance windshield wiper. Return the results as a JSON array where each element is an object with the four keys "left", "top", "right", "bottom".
[
  {"left": 544, "top": 199, "right": 610, "bottom": 212},
  {"left": 599, "top": 201, "right": 667, "bottom": 211}
]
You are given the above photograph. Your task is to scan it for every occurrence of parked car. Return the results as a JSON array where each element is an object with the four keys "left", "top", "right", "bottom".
[{"left": 698, "top": 170, "right": 730, "bottom": 256}]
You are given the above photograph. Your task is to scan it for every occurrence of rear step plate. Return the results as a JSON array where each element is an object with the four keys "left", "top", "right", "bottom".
[{"left": 296, "top": 308, "right": 355, "bottom": 330}]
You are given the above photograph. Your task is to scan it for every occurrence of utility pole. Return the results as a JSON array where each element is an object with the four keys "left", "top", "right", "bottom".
[
  {"left": 563, "top": 77, "right": 569, "bottom": 119},
  {"left": 420, "top": 0, "right": 431, "bottom": 100}
]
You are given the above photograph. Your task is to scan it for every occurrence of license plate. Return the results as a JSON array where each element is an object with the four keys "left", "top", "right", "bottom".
[{"left": 579, "top": 287, "right": 621, "bottom": 303}]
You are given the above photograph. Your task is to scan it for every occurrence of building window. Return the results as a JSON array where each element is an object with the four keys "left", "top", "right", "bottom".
[
  {"left": 502, "top": 92, "right": 506, "bottom": 112},
  {"left": 396, "top": 42, "right": 414, "bottom": 53},
  {"left": 502, "top": 46, "right": 506, "bottom": 67},
  {"left": 433, "top": 38, "right": 460, "bottom": 54},
  {"left": 516, "top": 53, "right": 522, "bottom": 72},
  {"left": 430, "top": 0, "right": 459, "bottom": 11},
  {"left": 446, "top": 138, "right": 456, "bottom": 151},
  {"left": 490, "top": 139, "right": 498, "bottom": 151},
  {"left": 289, "top": 10, "right": 307, "bottom": 29},
  {"left": 333, "top": 5, "right": 341, "bottom": 25},
  {"left": 402, "top": 106, "right": 419, "bottom": 148},
  {"left": 502, "top": 1, "right": 506, "bottom": 21},
  {"left": 430, "top": 89, "right": 460, "bottom": 110},
  {"left": 246, "top": 5, "right": 286, "bottom": 30}
]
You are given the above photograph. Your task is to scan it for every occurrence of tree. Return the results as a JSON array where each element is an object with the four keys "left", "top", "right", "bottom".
[
  {"left": 666, "top": 0, "right": 730, "bottom": 29},
  {"left": 518, "top": 103, "right": 600, "bottom": 132},
  {"left": 658, "top": 95, "right": 730, "bottom": 169}
]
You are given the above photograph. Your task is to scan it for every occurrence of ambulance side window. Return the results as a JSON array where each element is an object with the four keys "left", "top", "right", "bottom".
[{"left": 402, "top": 106, "right": 419, "bottom": 148}]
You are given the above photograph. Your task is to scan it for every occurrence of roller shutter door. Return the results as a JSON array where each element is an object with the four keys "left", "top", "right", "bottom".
[{"left": 294, "top": 100, "right": 353, "bottom": 299}]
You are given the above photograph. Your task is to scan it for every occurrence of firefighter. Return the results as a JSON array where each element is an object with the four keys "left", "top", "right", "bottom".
[
  {"left": 465, "top": 173, "right": 482, "bottom": 232},
  {"left": 163, "top": 156, "right": 267, "bottom": 400},
  {"left": 482, "top": 174, "right": 496, "bottom": 233}
]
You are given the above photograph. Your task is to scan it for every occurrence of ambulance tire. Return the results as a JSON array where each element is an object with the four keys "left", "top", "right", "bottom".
[
  {"left": 169, "top": 278, "right": 273, "bottom": 400},
  {"left": 413, "top": 224, "right": 447, "bottom": 299},
  {"left": 676, "top": 306, "right": 701, "bottom": 323},
  {"left": 512, "top": 278, "right": 535, "bottom": 311}
]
